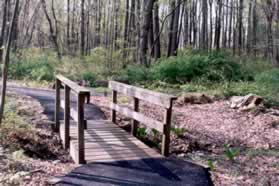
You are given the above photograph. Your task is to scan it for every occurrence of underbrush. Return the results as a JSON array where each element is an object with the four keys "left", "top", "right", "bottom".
[
  {"left": 6, "top": 48, "right": 279, "bottom": 105},
  {"left": 0, "top": 95, "right": 67, "bottom": 160},
  {"left": 8, "top": 47, "right": 124, "bottom": 87},
  {"left": 118, "top": 51, "right": 278, "bottom": 105}
]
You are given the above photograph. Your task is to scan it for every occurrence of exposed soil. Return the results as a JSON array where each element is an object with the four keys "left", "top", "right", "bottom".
[
  {"left": 92, "top": 95, "right": 279, "bottom": 186},
  {"left": 0, "top": 92, "right": 75, "bottom": 186}
]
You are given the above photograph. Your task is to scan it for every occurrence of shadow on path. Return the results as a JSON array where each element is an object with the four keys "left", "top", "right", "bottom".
[
  {"left": 58, "top": 158, "right": 213, "bottom": 186},
  {"left": 5, "top": 84, "right": 212, "bottom": 186}
]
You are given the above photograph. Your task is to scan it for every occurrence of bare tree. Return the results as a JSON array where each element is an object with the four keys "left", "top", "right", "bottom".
[
  {"left": 0, "top": 0, "right": 20, "bottom": 124},
  {"left": 138, "top": 0, "right": 155, "bottom": 66}
]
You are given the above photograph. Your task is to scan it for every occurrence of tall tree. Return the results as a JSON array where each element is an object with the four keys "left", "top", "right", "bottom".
[
  {"left": 41, "top": 0, "right": 61, "bottom": 58},
  {"left": 0, "top": 0, "right": 9, "bottom": 61},
  {"left": 262, "top": 0, "right": 275, "bottom": 62},
  {"left": 80, "top": 0, "right": 85, "bottom": 56},
  {"left": 123, "top": 0, "right": 130, "bottom": 68},
  {"left": 0, "top": 0, "right": 20, "bottom": 124},
  {"left": 238, "top": 0, "right": 244, "bottom": 55},
  {"left": 200, "top": 0, "right": 208, "bottom": 50},
  {"left": 153, "top": 0, "right": 161, "bottom": 59},
  {"left": 215, "top": 0, "right": 222, "bottom": 50},
  {"left": 168, "top": 0, "right": 181, "bottom": 56},
  {"left": 138, "top": 0, "right": 155, "bottom": 66}
]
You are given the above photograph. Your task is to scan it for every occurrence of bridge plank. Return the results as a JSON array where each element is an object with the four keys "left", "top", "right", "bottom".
[{"left": 60, "top": 120, "right": 162, "bottom": 163}]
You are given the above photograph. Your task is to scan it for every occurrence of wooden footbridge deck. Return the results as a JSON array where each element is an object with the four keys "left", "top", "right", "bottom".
[{"left": 55, "top": 75, "right": 176, "bottom": 164}]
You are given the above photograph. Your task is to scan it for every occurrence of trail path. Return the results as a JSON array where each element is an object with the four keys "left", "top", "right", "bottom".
[{"left": 3, "top": 83, "right": 212, "bottom": 186}]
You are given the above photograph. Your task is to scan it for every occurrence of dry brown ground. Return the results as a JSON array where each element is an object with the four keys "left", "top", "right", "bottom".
[
  {"left": 92, "top": 95, "right": 279, "bottom": 186},
  {"left": 0, "top": 93, "right": 76, "bottom": 186}
]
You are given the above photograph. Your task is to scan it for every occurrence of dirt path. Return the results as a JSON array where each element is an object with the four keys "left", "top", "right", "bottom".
[{"left": 4, "top": 83, "right": 106, "bottom": 121}]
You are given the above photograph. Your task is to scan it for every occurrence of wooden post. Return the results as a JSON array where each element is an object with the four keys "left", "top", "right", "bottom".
[
  {"left": 63, "top": 85, "right": 70, "bottom": 149},
  {"left": 77, "top": 94, "right": 85, "bottom": 164},
  {"left": 86, "top": 92, "right": 90, "bottom": 104},
  {"left": 131, "top": 97, "right": 139, "bottom": 136},
  {"left": 161, "top": 101, "right": 173, "bottom": 156},
  {"left": 111, "top": 90, "right": 117, "bottom": 123},
  {"left": 55, "top": 79, "right": 61, "bottom": 132}
]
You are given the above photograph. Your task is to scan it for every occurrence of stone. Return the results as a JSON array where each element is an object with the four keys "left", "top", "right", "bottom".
[
  {"left": 230, "top": 94, "right": 263, "bottom": 111},
  {"left": 177, "top": 93, "right": 214, "bottom": 105}
]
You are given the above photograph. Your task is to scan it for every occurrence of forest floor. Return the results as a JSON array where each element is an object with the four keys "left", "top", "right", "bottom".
[
  {"left": 1, "top": 83, "right": 279, "bottom": 185},
  {"left": 92, "top": 94, "right": 279, "bottom": 186},
  {"left": 0, "top": 92, "right": 76, "bottom": 185}
]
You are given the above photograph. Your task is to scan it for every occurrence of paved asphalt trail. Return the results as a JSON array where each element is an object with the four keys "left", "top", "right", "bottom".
[{"left": 5, "top": 84, "right": 213, "bottom": 186}]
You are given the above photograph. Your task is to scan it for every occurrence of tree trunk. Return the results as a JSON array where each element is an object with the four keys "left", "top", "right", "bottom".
[
  {"left": 80, "top": 0, "right": 85, "bottom": 56},
  {"left": 138, "top": 0, "right": 155, "bottom": 66},
  {"left": 123, "top": 0, "right": 130, "bottom": 68},
  {"left": 168, "top": 0, "right": 180, "bottom": 56},
  {"left": 238, "top": 0, "right": 244, "bottom": 55},
  {"left": 67, "top": 0, "right": 70, "bottom": 51},
  {"left": 252, "top": 0, "right": 258, "bottom": 56},
  {"left": 0, "top": 0, "right": 8, "bottom": 61},
  {"left": 215, "top": 0, "right": 222, "bottom": 50},
  {"left": 201, "top": 0, "right": 208, "bottom": 50},
  {"left": 246, "top": 0, "right": 253, "bottom": 54},
  {"left": 0, "top": 0, "right": 20, "bottom": 125},
  {"left": 153, "top": 0, "right": 161, "bottom": 60},
  {"left": 41, "top": 0, "right": 61, "bottom": 58}
]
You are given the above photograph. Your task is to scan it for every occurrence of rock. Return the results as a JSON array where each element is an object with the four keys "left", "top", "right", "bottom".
[
  {"left": 230, "top": 94, "right": 263, "bottom": 111},
  {"left": 177, "top": 153, "right": 186, "bottom": 158},
  {"left": 95, "top": 80, "right": 108, "bottom": 87},
  {"left": 53, "top": 160, "right": 61, "bottom": 165},
  {"left": 10, "top": 171, "right": 30, "bottom": 181},
  {"left": 177, "top": 93, "right": 214, "bottom": 105}
]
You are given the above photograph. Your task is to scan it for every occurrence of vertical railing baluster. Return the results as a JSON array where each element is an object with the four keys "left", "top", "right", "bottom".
[
  {"left": 55, "top": 78, "right": 61, "bottom": 132},
  {"left": 63, "top": 85, "right": 70, "bottom": 149},
  {"left": 77, "top": 93, "right": 85, "bottom": 164},
  {"left": 161, "top": 100, "right": 173, "bottom": 156},
  {"left": 111, "top": 90, "right": 117, "bottom": 123},
  {"left": 131, "top": 97, "right": 139, "bottom": 136}
]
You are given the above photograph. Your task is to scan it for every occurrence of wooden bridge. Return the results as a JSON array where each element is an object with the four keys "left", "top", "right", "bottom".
[{"left": 55, "top": 75, "right": 177, "bottom": 164}]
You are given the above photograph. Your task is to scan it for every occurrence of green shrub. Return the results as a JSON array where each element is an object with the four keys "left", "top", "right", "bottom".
[
  {"left": 9, "top": 49, "right": 56, "bottom": 81},
  {"left": 30, "top": 64, "right": 54, "bottom": 81},
  {"left": 80, "top": 71, "right": 96, "bottom": 87},
  {"left": 255, "top": 69, "right": 279, "bottom": 86},
  {"left": 151, "top": 51, "right": 246, "bottom": 83},
  {"left": 114, "top": 65, "right": 150, "bottom": 83}
]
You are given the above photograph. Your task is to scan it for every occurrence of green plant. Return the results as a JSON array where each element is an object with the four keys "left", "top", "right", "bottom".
[
  {"left": 224, "top": 144, "right": 239, "bottom": 161},
  {"left": 151, "top": 128, "right": 158, "bottom": 136},
  {"left": 151, "top": 51, "right": 247, "bottom": 83},
  {"left": 171, "top": 127, "right": 186, "bottom": 137},
  {"left": 30, "top": 64, "right": 54, "bottom": 81},
  {"left": 80, "top": 71, "right": 96, "bottom": 87},
  {"left": 114, "top": 65, "right": 150, "bottom": 83},
  {"left": 137, "top": 127, "right": 147, "bottom": 139},
  {"left": 207, "top": 160, "right": 215, "bottom": 171}
]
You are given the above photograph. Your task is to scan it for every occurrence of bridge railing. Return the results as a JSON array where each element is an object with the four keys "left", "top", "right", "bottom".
[
  {"left": 55, "top": 74, "right": 90, "bottom": 164},
  {"left": 109, "top": 81, "right": 177, "bottom": 156}
]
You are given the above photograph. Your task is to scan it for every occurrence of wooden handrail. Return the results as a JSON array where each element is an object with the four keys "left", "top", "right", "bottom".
[
  {"left": 109, "top": 81, "right": 177, "bottom": 108},
  {"left": 56, "top": 74, "right": 90, "bottom": 94},
  {"left": 55, "top": 75, "right": 89, "bottom": 164},
  {"left": 109, "top": 81, "right": 177, "bottom": 156}
]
